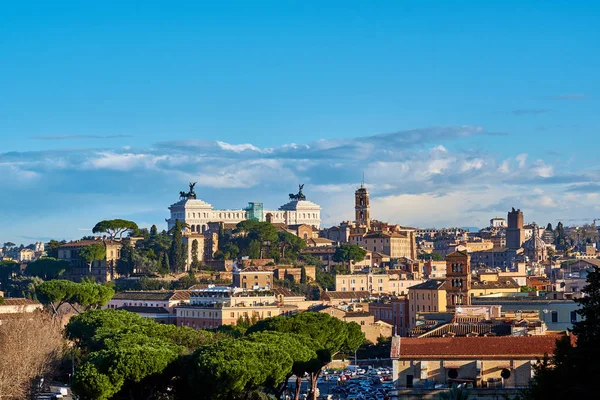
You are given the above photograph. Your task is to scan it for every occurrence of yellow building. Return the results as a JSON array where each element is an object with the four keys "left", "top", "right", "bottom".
[
  {"left": 361, "top": 231, "right": 417, "bottom": 260},
  {"left": 232, "top": 266, "right": 274, "bottom": 289},
  {"left": 407, "top": 280, "right": 447, "bottom": 329}
]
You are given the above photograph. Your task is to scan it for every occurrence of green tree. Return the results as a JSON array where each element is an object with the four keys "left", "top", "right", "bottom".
[
  {"left": 247, "top": 240, "right": 261, "bottom": 259},
  {"left": 46, "top": 239, "right": 64, "bottom": 258},
  {"left": 300, "top": 266, "right": 307, "bottom": 284},
  {"left": 116, "top": 238, "right": 135, "bottom": 276},
  {"left": 278, "top": 231, "right": 306, "bottom": 261},
  {"left": 37, "top": 280, "right": 114, "bottom": 314},
  {"left": 300, "top": 254, "right": 324, "bottom": 268},
  {"left": 79, "top": 243, "right": 106, "bottom": 272},
  {"left": 0, "top": 260, "right": 19, "bottom": 288},
  {"left": 333, "top": 244, "right": 367, "bottom": 269},
  {"left": 248, "top": 312, "right": 365, "bottom": 400},
  {"left": 554, "top": 222, "right": 567, "bottom": 250},
  {"left": 420, "top": 252, "right": 444, "bottom": 261},
  {"left": 183, "top": 338, "right": 292, "bottom": 400},
  {"left": 68, "top": 309, "right": 213, "bottom": 400},
  {"left": 161, "top": 252, "right": 170, "bottom": 274},
  {"left": 169, "top": 219, "right": 186, "bottom": 272},
  {"left": 191, "top": 239, "right": 200, "bottom": 269},
  {"left": 315, "top": 269, "right": 335, "bottom": 291},
  {"left": 25, "top": 257, "right": 71, "bottom": 280},
  {"left": 150, "top": 224, "right": 158, "bottom": 236},
  {"left": 92, "top": 219, "right": 139, "bottom": 240}
]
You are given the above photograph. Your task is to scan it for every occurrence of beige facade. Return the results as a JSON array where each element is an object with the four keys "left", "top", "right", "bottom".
[
  {"left": 391, "top": 336, "right": 558, "bottom": 389},
  {"left": 232, "top": 266, "right": 273, "bottom": 289},
  {"left": 182, "top": 232, "right": 218, "bottom": 269},
  {"left": 335, "top": 273, "right": 423, "bottom": 295},
  {"left": 408, "top": 280, "right": 447, "bottom": 329},
  {"left": 361, "top": 231, "right": 417, "bottom": 260},
  {"left": 319, "top": 306, "right": 392, "bottom": 343},
  {"left": 273, "top": 265, "right": 316, "bottom": 283},
  {"left": 18, "top": 248, "right": 35, "bottom": 262},
  {"left": 0, "top": 298, "right": 43, "bottom": 314},
  {"left": 57, "top": 240, "right": 122, "bottom": 282},
  {"left": 176, "top": 286, "right": 297, "bottom": 329}
]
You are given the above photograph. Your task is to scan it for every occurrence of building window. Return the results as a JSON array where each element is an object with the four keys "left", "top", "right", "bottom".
[
  {"left": 551, "top": 311, "right": 558, "bottom": 323},
  {"left": 570, "top": 311, "right": 577, "bottom": 323}
]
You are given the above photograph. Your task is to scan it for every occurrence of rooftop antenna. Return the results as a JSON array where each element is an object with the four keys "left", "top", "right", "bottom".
[{"left": 361, "top": 171, "right": 365, "bottom": 188}]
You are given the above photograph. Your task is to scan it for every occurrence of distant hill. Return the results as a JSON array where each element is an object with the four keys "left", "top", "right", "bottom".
[{"left": 460, "top": 226, "right": 481, "bottom": 232}]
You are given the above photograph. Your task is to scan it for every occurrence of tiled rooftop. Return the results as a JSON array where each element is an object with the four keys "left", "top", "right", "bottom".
[{"left": 391, "top": 336, "right": 559, "bottom": 359}]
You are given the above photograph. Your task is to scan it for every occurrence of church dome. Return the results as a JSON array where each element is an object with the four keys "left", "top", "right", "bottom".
[
  {"left": 523, "top": 225, "right": 545, "bottom": 250},
  {"left": 523, "top": 235, "right": 545, "bottom": 250}
]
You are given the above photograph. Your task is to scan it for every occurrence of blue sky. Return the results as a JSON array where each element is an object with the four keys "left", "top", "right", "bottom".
[{"left": 1, "top": 1, "right": 599, "bottom": 244}]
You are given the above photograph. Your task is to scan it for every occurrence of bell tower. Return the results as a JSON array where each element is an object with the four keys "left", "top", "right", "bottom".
[{"left": 355, "top": 176, "right": 371, "bottom": 229}]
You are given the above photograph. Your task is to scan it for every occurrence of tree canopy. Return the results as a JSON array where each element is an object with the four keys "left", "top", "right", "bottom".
[
  {"left": 37, "top": 280, "right": 114, "bottom": 314},
  {"left": 26, "top": 257, "right": 71, "bottom": 280},
  {"left": 247, "top": 311, "right": 364, "bottom": 400},
  {"left": 333, "top": 244, "right": 367, "bottom": 267},
  {"left": 92, "top": 219, "right": 139, "bottom": 239},
  {"left": 67, "top": 309, "right": 214, "bottom": 400},
  {"left": 79, "top": 243, "right": 106, "bottom": 266}
]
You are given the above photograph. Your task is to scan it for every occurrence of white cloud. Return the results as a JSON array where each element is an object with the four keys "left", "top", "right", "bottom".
[
  {"left": 516, "top": 153, "right": 528, "bottom": 168},
  {"left": 532, "top": 160, "right": 554, "bottom": 178},
  {"left": 216, "top": 141, "right": 264, "bottom": 153},
  {"left": 2, "top": 124, "right": 600, "bottom": 239}
]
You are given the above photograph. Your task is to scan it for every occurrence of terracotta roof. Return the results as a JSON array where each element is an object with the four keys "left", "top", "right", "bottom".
[
  {"left": 321, "top": 291, "right": 371, "bottom": 300},
  {"left": 364, "top": 232, "right": 408, "bottom": 239},
  {"left": 308, "top": 238, "right": 334, "bottom": 244},
  {"left": 345, "top": 311, "right": 373, "bottom": 318},
  {"left": 391, "top": 336, "right": 558, "bottom": 359},
  {"left": 1, "top": 298, "right": 41, "bottom": 306},
  {"left": 170, "top": 290, "right": 192, "bottom": 301},
  {"left": 272, "top": 286, "right": 300, "bottom": 297},
  {"left": 58, "top": 240, "right": 121, "bottom": 248},
  {"left": 471, "top": 278, "right": 520, "bottom": 289},
  {"left": 112, "top": 291, "right": 185, "bottom": 301},
  {"left": 118, "top": 306, "right": 171, "bottom": 314}
]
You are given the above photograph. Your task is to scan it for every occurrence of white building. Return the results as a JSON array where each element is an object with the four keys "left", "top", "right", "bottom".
[
  {"left": 490, "top": 217, "right": 507, "bottom": 228},
  {"left": 166, "top": 185, "right": 321, "bottom": 232},
  {"left": 19, "top": 248, "right": 35, "bottom": 262}
]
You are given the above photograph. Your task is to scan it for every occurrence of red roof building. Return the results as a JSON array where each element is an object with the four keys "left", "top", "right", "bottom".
[{"left": 391, "top": 335, "right": 559, "bottom": 389}]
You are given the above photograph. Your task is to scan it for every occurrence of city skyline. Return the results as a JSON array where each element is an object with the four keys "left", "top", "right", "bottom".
[{"left": 2, "top": 1, "right": 599, "bottom": 242}]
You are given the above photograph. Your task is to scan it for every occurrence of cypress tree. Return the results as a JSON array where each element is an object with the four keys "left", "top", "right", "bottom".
[
  {"left": 161, "top": 252, "right": 170, "bottom": 274},
  {"left": 191, "top": 239, "right": 199, "bottom": 269},
  {"left": 300, "top": 266, "right": 307, "bottom": 284},
  {"left": 169, "top": 220, "right": 184, "bottom": 272}
]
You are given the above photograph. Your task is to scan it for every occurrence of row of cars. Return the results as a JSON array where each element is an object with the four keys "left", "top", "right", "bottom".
[{"left": 322, "top": 367, "right": 395, "bottom": 400}]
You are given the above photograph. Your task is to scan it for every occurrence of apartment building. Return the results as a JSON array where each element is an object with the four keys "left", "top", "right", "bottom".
[
  {"left": 335, "top": 272, "right": 423, "bottom": 295},
  {"left": 175, "top": 285, "right": 297, "bottom": 329}
]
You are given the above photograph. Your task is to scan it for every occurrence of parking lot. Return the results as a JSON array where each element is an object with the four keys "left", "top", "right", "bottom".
[{"left": 286, "top": 366, "right": 395, "bottom": 400}]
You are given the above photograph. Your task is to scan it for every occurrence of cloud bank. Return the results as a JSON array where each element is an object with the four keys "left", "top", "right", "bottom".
[{"left": 2, "top": 125, "right": 599, "bottom": 242}]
